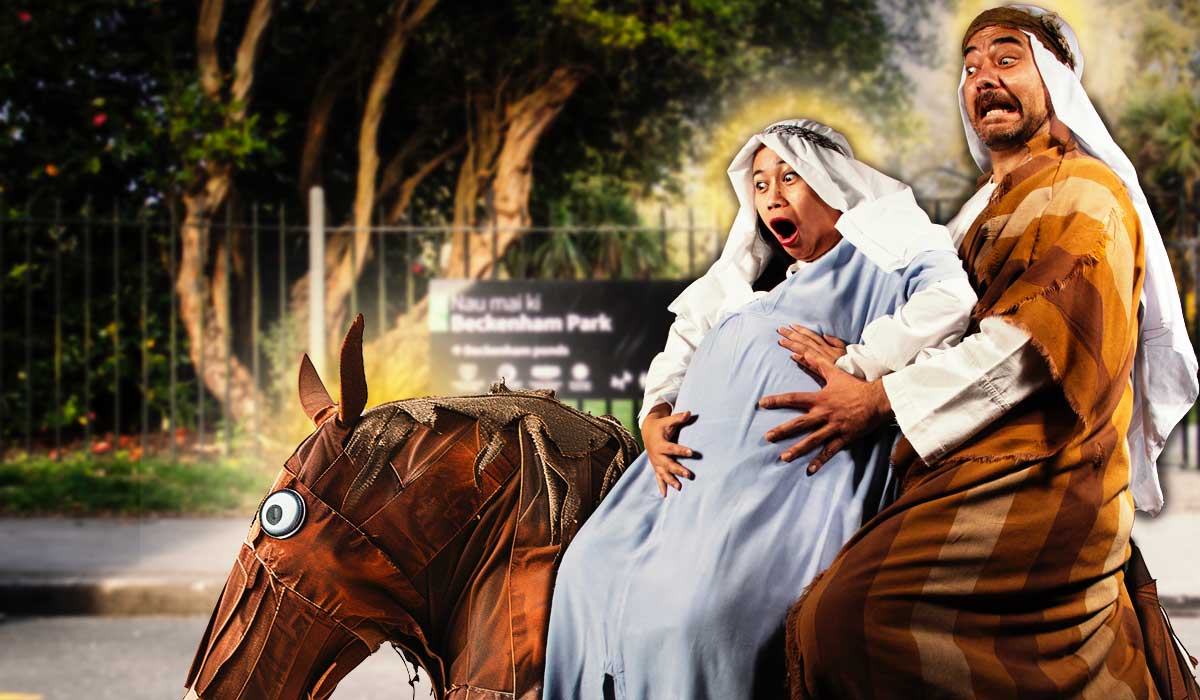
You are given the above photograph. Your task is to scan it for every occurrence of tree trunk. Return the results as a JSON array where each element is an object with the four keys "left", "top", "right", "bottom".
[
  {"left": 196, "top": 0, "right": 223, "bottom": 98},
  {"left": 286, "top": 0, "right": 439, "bottom": 351},
  {"left": 383, "top": 141, "right": 463, "bottom": 224},
  {"left": 297, "top": 53, "right": 355, "bottom": 195},
  {"left": 443, "top": 90, "right": 505, "bottom": 274},
  {"left": 229, "top": 0, "right": 272, "bottom": 121},
  {"left": 446, "top": 66, "right": 585, "bottom": 279},
  {"left": 177, "top": 181, "right": 258, "bottom": 424},
  {"left": 172, "top": 0, "right": 274, "bottom": 425}
]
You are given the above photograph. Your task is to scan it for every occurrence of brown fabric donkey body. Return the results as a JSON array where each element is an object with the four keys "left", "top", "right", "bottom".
[{"left": 183, "top": 315, "right": 637, "bottom": 700}]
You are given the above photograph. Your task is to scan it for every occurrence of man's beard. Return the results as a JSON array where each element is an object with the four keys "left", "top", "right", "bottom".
[{"left": 979, "top": 112, "right": 1047, "bottom": 151}]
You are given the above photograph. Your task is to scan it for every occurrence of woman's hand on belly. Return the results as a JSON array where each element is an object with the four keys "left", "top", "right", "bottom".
[
  {"left": 777, "top": 325, "right": 848, "bottom": 366},
  {"left": 641, "top": 403, "right": 698, "bottom": 498}
]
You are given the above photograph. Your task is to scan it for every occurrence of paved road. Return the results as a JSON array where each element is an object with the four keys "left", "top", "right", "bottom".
[
  {"left": 1, "top": 614, "right": 1197, "bottom": 699},
  {"left": 0, "top": 616, "right": 433, "bottom": 700}
]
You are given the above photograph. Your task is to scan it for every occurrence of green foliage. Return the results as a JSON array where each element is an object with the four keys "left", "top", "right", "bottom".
[
  {"left": 546, "top": 171, "right": 640, "bottom": 226},
  {"left": 1116, "top": 0, "right": 1200, "bottom": 231},
  {"left": 504, "top": 170, "right": 670, "bottom": 279},
  {"left": 524, "top": 0, "right": 915, "bottom": 248},
  {"left": 126, "top": 79, "right": 287, "bottom": 194},
  {"left": 257, "top": 312, "right": 307, "bottom": 429},
  {"left": 0, "top": 0, "right": 926, "bottom": 445},
  {"left": 0, "top": 2, "right": 285, "bottom": 204},
  {"left": 0, "top": 0, "right": 917, "bottom": 220},
  {"left": 1120, "top": 89, "right": 1200, "bottom": 197},
  {"left": 0, "top": 204, "right": 214, "bottom": 443},
  {"left": 556, "top": 0, "right": 651, "bottom": 49},
  {"left": 554, "top": 0, "right": 753, "bottom": 62},
  {"left": 1126, "top": 0, "right": 1200, "bottom": 91},
  {"left": 0, "top": 2, "right": 195, "bottom": 205},
  {"left": 0, "top": 452, "right": 273, "bottom": 515},
  {"left": 503, "top": 228, "right": 670, "bottom": 280}
]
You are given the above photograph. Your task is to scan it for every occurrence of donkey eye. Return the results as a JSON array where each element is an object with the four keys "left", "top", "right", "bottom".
[{"left": 260, "top": 489, "right": 306, "bottom": 539}]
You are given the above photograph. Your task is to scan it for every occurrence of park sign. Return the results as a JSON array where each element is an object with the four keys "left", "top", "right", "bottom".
[{"left": 428, "top": 279, "right": 690, "bottom": 427}]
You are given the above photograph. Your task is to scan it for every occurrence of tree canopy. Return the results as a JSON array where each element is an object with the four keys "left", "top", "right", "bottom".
[
  {"left": 2, "top": 0, "right": 916, "bottom": 220},
  {"left": 0, "top": 0, "right": 922, "bottom": 439},
  {"left": 1117, "top": 0, "right": 1200, "bottom": 222}
]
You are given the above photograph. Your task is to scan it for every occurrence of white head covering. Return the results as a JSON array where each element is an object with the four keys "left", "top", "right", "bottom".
[
  {"left": 958, "top": 5, "right": 1199, "bottom": 514},
  {"left": 668, "top": 118, "right": 958, "bottom": 332}
]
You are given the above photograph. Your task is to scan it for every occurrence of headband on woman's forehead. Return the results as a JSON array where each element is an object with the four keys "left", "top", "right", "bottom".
[
  {"left": 962, "top": 7, "right": 1076, "bottom": 69},
  {"left": 762, "top": 123, "right": 849, "bottom": 157}
]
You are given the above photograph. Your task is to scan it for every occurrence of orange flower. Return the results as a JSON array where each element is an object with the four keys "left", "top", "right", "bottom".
[{"left": 44, "top": 163, "right": 59, "bottom": 177}]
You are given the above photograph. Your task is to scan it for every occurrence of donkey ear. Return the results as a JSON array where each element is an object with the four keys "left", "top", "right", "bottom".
[
  {"left": 338, "top": 314, "right": 368, "bottom": 426},
  {"left": 298, "top": 353, "right": 335, "bottom": 426}
]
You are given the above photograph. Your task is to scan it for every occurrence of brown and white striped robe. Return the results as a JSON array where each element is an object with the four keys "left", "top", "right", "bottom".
[{"left": 786, "top": 123, "right": 1158, "bottom": 699}]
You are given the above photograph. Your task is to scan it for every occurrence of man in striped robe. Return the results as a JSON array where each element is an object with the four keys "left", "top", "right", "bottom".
[{"left": 763, "top": 6, "right": 1199, "bottom": 698}]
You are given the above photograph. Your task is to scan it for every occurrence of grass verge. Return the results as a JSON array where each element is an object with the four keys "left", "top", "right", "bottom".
[{"left": 0, "top": 452, "right": 276, "bottom": 516}]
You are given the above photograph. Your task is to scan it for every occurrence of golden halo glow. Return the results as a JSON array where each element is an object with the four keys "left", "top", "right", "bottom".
[
  {"left": 698, "top": 88, "right": 890, "bottom": 231},
  {"left": 948, "top": 1, "right": 1131, "bottom": 109},
  {"left": 950, "top": 0, "right": 1092, "bottom": 54}
]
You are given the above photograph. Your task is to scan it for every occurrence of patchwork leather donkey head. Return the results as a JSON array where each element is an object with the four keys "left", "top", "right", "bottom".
[{"left": 184, "top": 315, "right": 636, "bottom": 699}]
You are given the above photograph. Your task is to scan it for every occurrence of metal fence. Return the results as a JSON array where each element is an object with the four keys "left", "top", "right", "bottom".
[
  {"left": 2, "top": 189, "right": 1199, "bottom": 467},
  {"left": 0, "top": 192, "right": 730, "bottom": 459}
]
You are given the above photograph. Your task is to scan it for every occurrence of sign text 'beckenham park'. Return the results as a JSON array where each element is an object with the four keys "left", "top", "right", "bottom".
[{"left": 428, "top": 279, "right": 689, "bottom": 400}]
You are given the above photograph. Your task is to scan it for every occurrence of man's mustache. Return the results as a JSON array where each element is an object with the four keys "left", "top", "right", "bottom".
[{"left": 975, "top": 90, "right": 1021, "bottom": 118}]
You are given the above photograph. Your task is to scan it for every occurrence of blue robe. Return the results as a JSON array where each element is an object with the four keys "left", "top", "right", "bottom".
[{"left": 543, "top": 238, "right": 966, "bottom": 699}]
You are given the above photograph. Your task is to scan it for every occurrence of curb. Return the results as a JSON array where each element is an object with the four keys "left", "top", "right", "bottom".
[
  {"left": 1163, "top": 596, "right": 1200, "bottom": 616},
  {"left": 2, "top": 577, "right": 1200, "bottom": 617},
  {"left": 0, "top": 577, "right": 225, "bottom": 616}
]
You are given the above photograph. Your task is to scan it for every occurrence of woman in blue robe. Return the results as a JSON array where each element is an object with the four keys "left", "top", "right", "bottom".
[{"left": 542, "top": 119, "right": 976, "bottom": 699}]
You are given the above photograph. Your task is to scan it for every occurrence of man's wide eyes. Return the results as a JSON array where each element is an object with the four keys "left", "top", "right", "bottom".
[{"left": 965, "top": 56, "right": 1015, "bottom": 75}]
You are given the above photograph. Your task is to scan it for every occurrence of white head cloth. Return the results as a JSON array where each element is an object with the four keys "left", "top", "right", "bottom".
[
  {"left": 958, "top": 5, "right": 1199, "bottom": 514},
  {"left": 668, "top": 118, "right": 957, "bottom": 332}
]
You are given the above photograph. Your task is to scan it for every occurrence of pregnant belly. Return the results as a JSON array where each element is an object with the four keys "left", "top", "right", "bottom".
[{"left": 670, "top": 317, "right": 822, "bottom": 463}]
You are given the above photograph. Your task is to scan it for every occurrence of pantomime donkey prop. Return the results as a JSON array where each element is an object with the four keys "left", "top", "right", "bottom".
[{"left": 183, "top": 315, "right": 637, "bottom": 700}]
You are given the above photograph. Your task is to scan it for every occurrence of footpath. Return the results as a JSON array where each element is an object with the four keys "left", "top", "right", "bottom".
[
  {"left": 1, "top": 470, "right": 1198, "bottom": 617},
  {"left": 0, "top": 517, "right": 249, "bottom": 615}
]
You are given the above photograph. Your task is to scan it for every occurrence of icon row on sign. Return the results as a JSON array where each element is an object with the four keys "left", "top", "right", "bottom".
[{"left": 452, "top": 362, "right": 641, "bottom": 394}]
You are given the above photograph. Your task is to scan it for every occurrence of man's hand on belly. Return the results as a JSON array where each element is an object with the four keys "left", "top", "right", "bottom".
[{"left": 759, "top": 345, "right": 893, "bottom": 475}]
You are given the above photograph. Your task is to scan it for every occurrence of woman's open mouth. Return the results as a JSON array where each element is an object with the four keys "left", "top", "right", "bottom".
[{"left": 770, "top": 218, "right": 800, "bottom": 247}]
